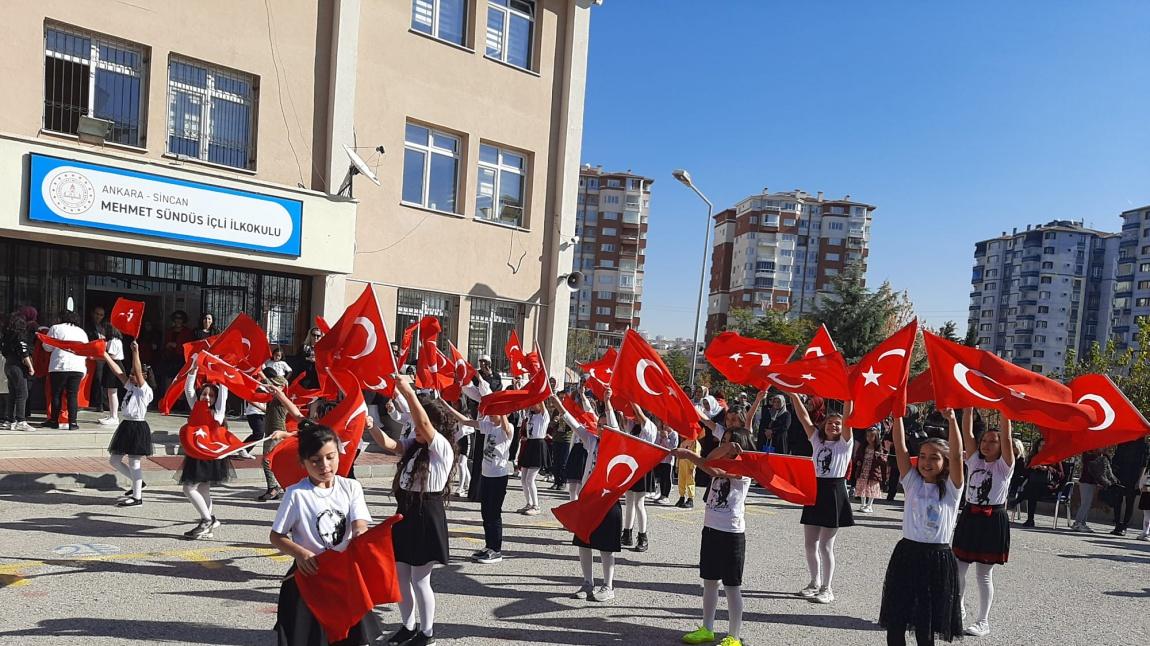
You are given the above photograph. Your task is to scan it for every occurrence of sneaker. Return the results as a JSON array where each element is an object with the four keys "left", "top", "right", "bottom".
[
  {"left": 1136, "top": 532, "right": 1150, "bottom": 542},
  {"left": 68, "top": 423, "right": 80, "bottom": 430},
  {"left": 256, "top": 488, "right": 283, "bottom": 502},
  {"left": 56, "top": 423, "right": 68, "bottom": 430},
  {"left": 183, "top": 520, "right": 212, "bottom": 539},
  {"left": 684, "top": 498, "right": 694, "bottom": 509},
  {"left": 471, "top": 548, "right": 490, "bottom": 560},
  {"left": 590, "top": 585, "right": 615, "bottom": 602},
  {"left": 1022, "top": 519, "right": 1035, "bottom": 528},
  {"left": 1079, "top": 523, "right": 1094, "bottom": 533},
  {"left": 681, "top": 626, "right": 717, "bottom": 644},
  {"left": 635, "top": 532, "right": 649, "bottom": 552},
  {"left": 864, "top": 505, "right": 875, "bottom": 513},
  {"left": 675, "top": 496, "right": 686, "bottom": 508},
  {"left": 116, "top": 497, "right": 143, "bottom": 508},
  {"left": 475, "top": 550, "right": 503, "bottom": 564},
  {"left": 1070, "top": 522, "right": 1083, "bottom": 532},
  {"left": 571, "top": 583, "right": 594, "bottom": 600},
  {"left": 516, "top": 505, "right": 532, "bottom": 514},
  {"left": 964, "top": 621, "right": 991, "bottom": 637},
  {"left": 524, "top": 506, "right": 540, "bottom": 516},
  {"left": 718, "top": 638, "right": 743, "bottom": 646},
  {"left": 811, "top": 587, "right": 834, "bottom": 604},
  {"left": 857, "top": 505, "right": 867, "bottom": 513},
  {"left": 13, "top": 421, "right": 34, "bottom": 432},
  {"left": 234, "top": 449, "right": 254, "bottom": 459},
  {"left": 208, "top": 516, "right": 221, "bottom": 530},
  {"left": 98, "top": 417, "right": 119, "bottom": 426},
  {"left": 404, "top": 632, "right": 436, "bottom": 646},
  {"left": 620, "top": 529, "right": 633, "bottom": 547},
  {"left": 798, "top": 583, "right": 820, "bottom": 598},
  {"left": 386, "top": 624, "right": 420, "bottom": 645},
  {"left": 0, "top": 421, "right": 10, "bottom": 430}
]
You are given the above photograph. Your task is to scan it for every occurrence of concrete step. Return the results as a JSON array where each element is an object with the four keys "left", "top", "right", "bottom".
[{"left": 0, "top": 428, "right": 184, "bottom": 458}]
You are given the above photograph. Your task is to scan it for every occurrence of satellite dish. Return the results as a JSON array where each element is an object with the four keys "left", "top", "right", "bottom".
[{"left": 344, "top": 145, "right": 381, "bottom": 186}]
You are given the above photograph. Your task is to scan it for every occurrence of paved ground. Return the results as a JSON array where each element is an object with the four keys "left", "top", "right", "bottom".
[{"left": 0, "top": 476, "right": 1147, "bottom": 646}]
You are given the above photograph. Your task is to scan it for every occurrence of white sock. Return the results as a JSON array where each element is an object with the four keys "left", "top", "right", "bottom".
[
  {"left": 410, "top": 562, "right": 435, "bottom": 635},
  {"left": 725, "top": 585, "right": 744, "bottom": 638},
  {"left": 106, "top": 390, "right": 119, "bottom": 419},
  {"left": 579, "top": 547, "right": 594, "bottom": 585},
  {"left": 522, "top": 467, "right": 539, "bottom": 507},
  {"left": 817, "top": 527, "right": 839, "bottom": 589},
  {"left": 957, "top": 559, "right": 971, "bottom": 610},
  {"left": 110, "top": 454, "right": 132, "bottom": 483},
  {"left": 397, "top": 562, "right": 417, "bottom": 630},
  {"left": 803, "top": 525, "right": 822, "bottom": 587},
  {"left": 128, "top": 456, "right": 143, "bottom": 498},
  {"left": 183, "top": 483, "right": 212, "bottom": 521},
  {"left": 568, "top": 481, "right": 582, "bottom": 502},
  {"left": 600, "top": 551, "right": 615, "bottom": 588},
  {"left": 974, "top": 563, "right": 995, "bottom": 625},
  {"left": 702, "top": 579, "right": 720, "bottom": 631}
]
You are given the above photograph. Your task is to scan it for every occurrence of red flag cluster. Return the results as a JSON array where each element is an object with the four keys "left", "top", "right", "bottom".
[
  {"left": 179, "top": 400, "right": 246, "bottom": 460},
  {"left": 478, "top": 351, "right": 551, "bottom": 416},
  {"left": 314, "top": 287, "right": 398, "bottom": 395},
  {"left": 268, "top": 369, "right": 369, "bottom": 487},
  {"left": 610, "top": 330, "right": 699, "bottom": 440},
  {"left": 36, "top": 333, "right": 106, "bottom": 359}
]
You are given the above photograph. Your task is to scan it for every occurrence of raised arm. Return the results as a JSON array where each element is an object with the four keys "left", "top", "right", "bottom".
[
  {"left": 841, "top": 400, "right": 855, "bottom": 443},
  {"left": 961, "top": 408, "right": 977, "bottom": 461},
  {"left": 1001, "top": 418, "right": 1015, "bottom": 468},
  {"left": 892, "top": 416, "right": 912, "bottom": 478},
  {"left": 945, "top": 408, "right": 964, "bottom": 488},
  {"left": 101, "top": 350, "right": 128, "bottom": 386},
  {"left": 267, "top": 384, "right": 304, "bottom": 420},
  {"left": 630, "top": 403, "right": 650, "bottom": 427},
  {"left": 746, "top": 390, "right": 767, "bottom": 432},
  {"left": 786, "top": 391, "right": 818, "bottom": 441},
  {"left": 127, "top": 340, "right": 145, "bottom": 387},
  {"left": 397, "top": 375, "right": 437, "bottom": 446}
]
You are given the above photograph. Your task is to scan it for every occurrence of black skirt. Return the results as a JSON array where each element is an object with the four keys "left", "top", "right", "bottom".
[
  {"left": 107, "top": 420, "right": 153, "bottom": 456},
  {"left": 879, "top": 538, "right": 963, "bottom": 643},
  {"left": 629, "top": 469, "right": 655, "bottom": 493},
  {"left": 275, "top": 566, "right": 384, "bottom": 646},
  {"left": 952, "top": 506, "right": 1010, "bottom": 565},
  {"left": 177, "top": 457, "right": 236, "bottom": 485},
  {"left": 699, "top": 526, "right": 746, "bottom": 587},
  {"left": 393, "top": 490, "right": 450, "bottom": 566},
  {"left": 519, "top": 438, "right": 547, "bottom": 469},
  {"left": 800, "top": 477, "right": 855, "bottom": 528},
  {"left": 1140, "top": 492, "right": 1150, "bottom": 511},
  {"left": 101, "top": 361, "right": 124, "bottom": 389},
  {"left": 565, "top": 443, "right": 588, "bottom": 482},
  {"left": 573, "top": 501, "right": 622, "bottom": 553}
]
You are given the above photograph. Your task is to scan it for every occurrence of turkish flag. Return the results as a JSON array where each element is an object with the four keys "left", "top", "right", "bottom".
[
  {"left": 705, "top": 331, "right": 798, "bottom": 388},
  {"left": 415, "top": 340, "right": 453, "bottom": 391},
  {"left": 183, "top": 336, "right": 215, "bottom": 363},
  {"left": 803, "top": 323, "right": 838, "bottom": 358},
  {"left": 580, "top": 348, "right": 616, "bottom": 399},
  {"left": 37, "top": 333, "right": 107, "bottom": 359},
  {"left": 847, "top": 320, "right": 919, "bottom": 427},
  {"left": 923, "top": 332, "right": 1096, "bottom": 431},
  {"left": 562, "top": 394, "right": 599, "bottom": 436},
  {"left": 707, "top": 452, "right": 817, "bottom": 505},
  {"left": 441, "top": 341, "right": 474, "bottom": 402},
  {"left": 505, "top": 330, "right": 528, "bottom": 377},
  {"left": 610, "top": 329, "right": 699, "bottom": 440},
  {"left": 179, "top": 400, "right": 245, "bottom": 460},
  {"left": 296, "top": 515, "right": 404, "bottom": 642},
  {"left": 314, "top": 285, "right": 399, "bottom": 395},
  {"left": 269, "top": 369, "right": 368, "bottom": 487},
  {"left": 906, "top": 369, "right": 935, "bottom": 405},
  {"left": 196, "top": 352, "right": 273, "bottom": 404},
  {"left": 1030, "top": 374, "right": 1150, "bottom": 466},
  {"left": 285, "top": 370, "right": 337, "bottom": 408},
  {"left": 109, "top": 298, "right": 145, "bottom": 338},
  {"left": 478, "top": 351, "right": 552, "bottom": 416},
  {"left": 747, "top": 351, "right": 852, "bottom": 400},
  {"left": 315, "top": 315, "right": 331, "bottom": 335},
  {"left": 552, "top": 428, "right": 669, "bottom": 543},
  {"left": 398, "top": 316, "right": 441, "bottom": 366},
  {"left": 209, "top": 313, "right": 271, "bottom": 371}
]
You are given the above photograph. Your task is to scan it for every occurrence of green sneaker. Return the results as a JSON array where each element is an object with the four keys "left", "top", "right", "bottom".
[
  {"left": 718, "top": 637, "right": 742, "bottom": 646},
  {"left": 682, "top": 627, "right": 716, "bottom": 644}
]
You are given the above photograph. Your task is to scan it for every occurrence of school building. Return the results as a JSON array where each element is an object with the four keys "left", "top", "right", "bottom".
[{"left": 0, "top": 0, "right": 595, "bottom": 373}]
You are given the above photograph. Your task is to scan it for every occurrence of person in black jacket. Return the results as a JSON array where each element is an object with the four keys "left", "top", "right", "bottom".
[
  {"left": 757, "top": 393, "right": 792, "bottom": 454},
  {"left": 1110, "top": 438, "right": 1149, "bottom": 536},
  {"left": 1, "top": 313, "right": 35, "bottom": 431}
]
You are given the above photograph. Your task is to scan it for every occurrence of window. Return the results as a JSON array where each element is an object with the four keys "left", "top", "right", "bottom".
[
  {"left": 756, "top": 261, "right": 775, "bottom": 271},
  {"left": 629, "top": 178, "right": 642, "bottom": 190},
  {"left": 783, "top": 218, "right": 796, "bottom": 226},
  {"left": 1041, "top": 261, "right": 1053, "bottom": 269},
  {"left": 1040, "top": 276, "right": 1052, "bottom": 284},
  {"left": 1043, "top": 246, "right": 1055, "bottom": 254},
  {"left": 595, "top": 290, "right": 612, "bottom": 299},
  {"left": 603, "top": 195, "right": 620, "bottom": 205},
  {"left": 1033, "top": 350, "right": 1045, "bottom": 358},
  {"left": 776, "top": 295, "right": 789, "bottom": 304},
  {"left": 1039, "top": 290, "right": 1051, "bottom": 299},
  {"left": 825, "top": 253, "right": 840, "bottom": 262},
  {"left": 487, "top": 0, "right": 535, "bottom": 68},
  {"left": 45, "top": 26, "right": 146, "bottom": 147},
  {"left": 602, "top": 211, "right": 619, "bottom": 221},
  {"left": 1038, "top": 306, "right": 1049, "bottom": 314},
  {"left": 1036, "top": 320, "right": 1048, "bottom": 328},
  {"left": 397, "top": 288, "right": 459, "bottom": 362},
  {"left": 411, "top": 0, "right": 467, "bottom": 45},
  {"left": 468, "top": 297, "right": 521, "bottom": 371},
  {"left": 828, "top": 222, "right": 845, "bottom": 231},
  {"left": 595, "top": 306, "right": 611, "bottom": 315},
  {"left": 601, "top": 227, "right": 617, "bottom": 236},
  {"left": 166, "top": 57, "right": 257, "bottom": 169},
  {"left": 600, "top": 243, "right": 615, "bottom": 252},
  {"left": 403, "top": 123, "right": 460, "bottom": 213},
  {"left": 476, "top": 143, "right": 526, "bottom": 225}
]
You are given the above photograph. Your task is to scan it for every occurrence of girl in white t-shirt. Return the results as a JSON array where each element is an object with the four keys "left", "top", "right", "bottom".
[
  {"left": 97, "top": 324, "right": 125, "bottom": 427},
  {"left": 101, "top": 340, "right": 153, "bottom": 507},
  {"left": 365, "top": 375, "right": 453, "bottom": 646},
  {"left": 952, "top": 411, "right": 1015, "bottom": 638},
  {"left": 879, "top": 410, "right": 965, "bottom": 646},
  {"left": 270, "top": 421, "right": 378, "bottom": 645},
  {"left": 787, "top": 392, "right": 855, "bottom": 604},
  {"left": 445, "top": 405, "right": 514, "bottom": 565}
]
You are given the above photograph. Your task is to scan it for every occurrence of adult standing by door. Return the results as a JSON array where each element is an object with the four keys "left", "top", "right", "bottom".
[{"left": 44, "top": 310, "right": 88, "bottom": 430}]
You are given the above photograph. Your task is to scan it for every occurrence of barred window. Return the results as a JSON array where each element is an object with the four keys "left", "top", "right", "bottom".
[
  {"left": 396, "top": 289, "right": 459, "bottom": 363},
  {"left": 44, "top": 25, "right": 146, "bottom": 146},
  {"left": 167, "top": 57, "right": 257, "bottom": 170},
  {"left": 468, "top": 297, "right": 523, "bottom": 373}
]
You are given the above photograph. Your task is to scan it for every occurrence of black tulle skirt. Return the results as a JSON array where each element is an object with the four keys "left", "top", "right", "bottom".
[
  {"left": 800, "top": 477, "right": 855, "bottom": 528},
  {"left": 177, "top": 457, "right": 236, "bottom": 485},
  {"left": 879, "top": 538, "right": 963, "bottom": 642},
  {"left": 275, "top": 566, "right": 384, "bottom": 646},
  {"left": 107, "top": 420, "right": 153, "bottom": 456},
  {"left": 519, "top": 438, "right": 547, "bottom": 468},
  {"left": 952, "top": 506, "right": 1010, "bottom": 565}
]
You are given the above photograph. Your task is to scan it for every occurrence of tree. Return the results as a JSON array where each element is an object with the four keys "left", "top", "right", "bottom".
[
  {"left": 963, "top": 322, "right": 978, "bottom": 347},
  {"left": 565, "top": 328, "right": 597, "bottom": 368},
  {"left": 937, "top": 320, "right": 961, "bottom": 343},
  {"left": 662, "top": 348, "right": 691, "bottom": 386},
  {"left": 726, "top": 308, "right": 816, "bottom": 348},
  {"left": 1062, "top": 316, "right": 1150, "bottom": 415},
  {"left": 810, "top": 264, "right": 906, "bottom": 364}
]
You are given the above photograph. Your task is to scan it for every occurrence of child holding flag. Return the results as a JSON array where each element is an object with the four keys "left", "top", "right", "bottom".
[{"left": 102, "top": 340, "right": 153, "bottom": 507}]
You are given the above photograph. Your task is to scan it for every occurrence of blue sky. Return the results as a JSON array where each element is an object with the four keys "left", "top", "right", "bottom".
[{"left": 579, "top": 1, "right": 1150, "bottom": 339}]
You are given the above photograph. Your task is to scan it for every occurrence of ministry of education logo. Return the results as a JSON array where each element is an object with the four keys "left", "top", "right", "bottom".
[{"left": 47, "top": 170, "right": 95, "bottom": 215}]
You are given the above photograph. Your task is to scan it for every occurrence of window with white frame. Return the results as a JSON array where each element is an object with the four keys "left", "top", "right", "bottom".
[
  {"left": 45, "top": 26, "right": 146, "bottom": 147},
  {"left": 167, "top": 58, "right": 257, "bottom": 169},
  {"left": 601, "top": 227, "right": 617, "bottom": 236},
  {"left": 476, "top": 143, "right": 526, "bottom": 226},
  {"left": 604, "top": 195, "right": 620, "bottom": 204},
  {"left": 486, "top": 0, "right": 534, "bottom": 69},
  {"left": 403, "top": 123, "right": 460, "bottom": 213},
  {"left": 411, "top": 0, "right": 467, "bottom": 45}
]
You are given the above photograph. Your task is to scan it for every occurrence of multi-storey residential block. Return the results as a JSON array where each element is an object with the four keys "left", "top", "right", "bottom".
[{"left": 706, "top": 189, "right": 875, "bottom": 338}]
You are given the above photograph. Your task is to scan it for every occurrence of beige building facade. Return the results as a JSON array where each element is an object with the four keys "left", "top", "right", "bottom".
[{"left": 0, "top": 0, "right": 593, "bottom": 375}]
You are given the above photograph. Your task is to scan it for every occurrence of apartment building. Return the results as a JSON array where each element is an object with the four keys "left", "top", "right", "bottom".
[
  {"left": 968, "top": 220, "right": 1118, "bottom": 373},
  {"left": 1108, "top": 205, "right": 1150, "bottom": 350},
  {"left": 705, "top": 189, "right": 875, "bottom": 338},
  {"left": 569, "top": 164, "right": 651, "bottom": 348}
]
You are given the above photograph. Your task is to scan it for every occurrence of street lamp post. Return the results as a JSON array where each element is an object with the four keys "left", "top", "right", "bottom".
[{"left": 672, "top": 169, "right": 713, "bottom": 394}]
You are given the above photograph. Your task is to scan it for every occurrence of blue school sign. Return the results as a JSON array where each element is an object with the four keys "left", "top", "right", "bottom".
[{"left": 27, "top": 153, "right": 303, "bottom": 257}]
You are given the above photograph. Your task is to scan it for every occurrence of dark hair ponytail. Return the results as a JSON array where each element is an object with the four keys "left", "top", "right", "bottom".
[{"left": 297, "top": 419, "right": 338, "bottom": 461}]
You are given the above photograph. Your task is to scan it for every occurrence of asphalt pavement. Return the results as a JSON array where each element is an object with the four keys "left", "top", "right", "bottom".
[{"left": 0, "top": 476, "right": 1147, "bottom": 645}]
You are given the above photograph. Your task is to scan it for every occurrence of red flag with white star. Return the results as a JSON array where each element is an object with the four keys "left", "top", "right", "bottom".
[
  {"left": 746, "top": 351, "right": 852, "bottom": 400},
  {"left": 847, "top": 319, "right": 918, "bottom": 427},
  {"left": 609, "top": 329, "right": 699, "bottom": 440},
  {"left": 1030, "top": 374, "right": 1150, "bottom": 466},
  {"left": 705, "top": 332, "right": 798, "bottom": 388}
]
